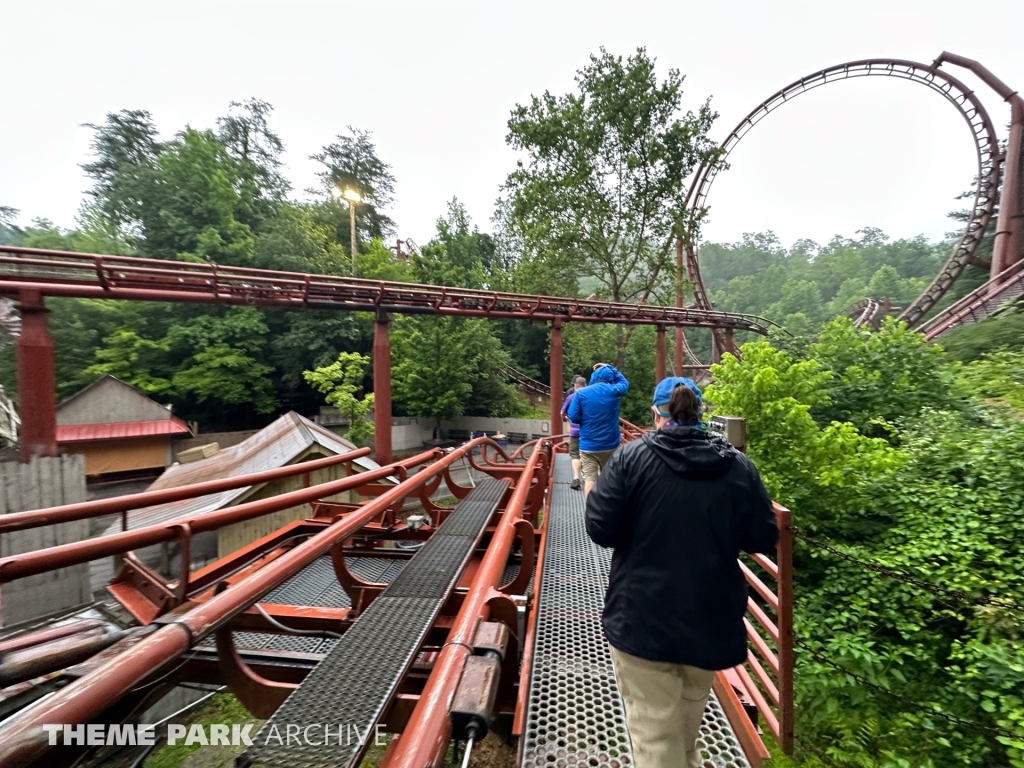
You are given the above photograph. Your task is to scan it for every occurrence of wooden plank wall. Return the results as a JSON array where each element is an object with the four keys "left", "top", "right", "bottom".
[{"left": 0, "top": 455, "right": 91, "bottom": 627}]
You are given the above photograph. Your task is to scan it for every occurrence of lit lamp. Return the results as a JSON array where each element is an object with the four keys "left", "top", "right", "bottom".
[{"left": 339, "top": 188, "right": 362, "bottom": 276}]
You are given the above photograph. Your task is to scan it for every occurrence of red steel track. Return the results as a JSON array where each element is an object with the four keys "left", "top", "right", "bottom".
[
  {"left": 682, "top": 52, "right": 1023, "bottom": 343},
  {"left": 0, "top": 246, "right": 775, "bottom": 334}
]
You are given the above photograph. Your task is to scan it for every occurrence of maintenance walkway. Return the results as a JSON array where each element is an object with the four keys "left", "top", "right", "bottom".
[{"left": 521, "top": 453, "right": 752, "bottom": 767}]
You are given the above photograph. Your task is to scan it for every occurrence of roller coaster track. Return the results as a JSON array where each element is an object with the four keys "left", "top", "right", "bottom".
[
  {"left": 499, "top": 364, "right": 550, "bottom": 398},
  {"left": 920, "top": 258, "right": 1024, "bottom": 339},
  {"left": 0, "top": 246, "right": 777, "bottom": 334},
  {"left": 683, "top": 56, "right": 1006, "bottom": 336}
]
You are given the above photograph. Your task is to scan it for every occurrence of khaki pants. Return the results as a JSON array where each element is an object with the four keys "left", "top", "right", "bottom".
[
  {"left": 579, "top": 449, "right": 615, "bottom": 482},
  {"left": 610, "top": 646, "right": 715, "bottom": 768}
]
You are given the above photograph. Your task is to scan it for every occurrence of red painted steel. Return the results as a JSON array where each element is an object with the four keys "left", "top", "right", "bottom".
[
  {"left": 382, "top": 445, "right": 546, "bottom": 768},
  {"left": 549, "top": 319, "right": 563, "bottom": 438},
  {"left": 728, "top": 502, "right": 794, "bottom": 755},
  {"left": 0, "top": 440, "right": 492, "bottom": 766},
  {"left": 934, "top": 52, "right": 1024, "bottom": 276},
  {"left": 0, "top": 619, "right": 105, "bottom": 656},
  {"left": 374, "top": 310, "right": 393, "bottom": 466},
  {"left": 15, "top": 290, "right": 56, "bottom": 461},
  {"left": 55, "top": 417, "right": 191, "bottom": 442},
  {"left": 512, "top": 465, "right": 552, "bottom": 737},
  {"left": 921, "top": 257, "right": 1024, "bottom": 339},
  {"left": 656, "top": 324, "right": 667, "bottom": 381},
  {"left": 0, "top": 448, "right": 369, "bottom": 534},
  {"left": 0, "top": 450, "right": 434, "bottom": 585},
  {"left": 675, "top": 238, "right": 684, "bottom": 377},
  {"left": 682, "top": 54, "right": 1009, "bottom": 340},
  {"left": 0, "top": 247, "right": 776, "bottom": 333}
]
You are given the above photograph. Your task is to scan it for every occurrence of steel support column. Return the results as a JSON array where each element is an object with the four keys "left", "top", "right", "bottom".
[
  {"left": 549, "top": 318, "right": 563, "bottom": 437},
  {"left": 656, "top": 324, "right": 667, "bottom": 382},
  {"left": 16, "top": 290, "right": 56, "bottom": 462},
  {"left": 993, "top": 104, "right": 1023, "bottom": 276},
  {"left": 374, "top": 310, "right": 392, "bottom": 466},
  {"left": 674, "top": 239, "right": 684, "bottom": 376},
  {"left": 722, "top": 328, "right": 736, "bottom": 357}
]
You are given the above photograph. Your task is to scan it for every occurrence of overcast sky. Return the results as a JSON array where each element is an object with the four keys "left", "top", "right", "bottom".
[{"left": 3, "top": 0, "right": 1022, "bottom": 252}]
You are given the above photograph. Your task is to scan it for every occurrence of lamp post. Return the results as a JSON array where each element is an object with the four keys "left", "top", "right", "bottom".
[{"left": 340, "top": 188, "right": 361, "bottom": 276}]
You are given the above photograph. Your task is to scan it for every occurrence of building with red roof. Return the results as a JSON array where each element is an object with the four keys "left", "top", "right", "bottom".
[{"left": 56, "top": 375, "right": 192, "bottom": 478}]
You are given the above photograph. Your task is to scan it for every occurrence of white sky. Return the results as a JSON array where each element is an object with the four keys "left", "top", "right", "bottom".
[{"left": 3, "top": 0, "right": 1022, "bottom": 252}]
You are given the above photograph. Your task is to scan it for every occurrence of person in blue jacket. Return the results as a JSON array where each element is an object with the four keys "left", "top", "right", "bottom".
[{"left": 567, "top": 363, "right": 629, "bottom": 497}]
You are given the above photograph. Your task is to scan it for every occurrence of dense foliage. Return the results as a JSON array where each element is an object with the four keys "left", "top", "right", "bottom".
[{"left": 708, "top": 320, "right": 1024, "bottom": 768}]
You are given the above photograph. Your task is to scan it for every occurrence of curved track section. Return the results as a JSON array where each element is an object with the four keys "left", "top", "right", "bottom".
[
  {"left": 920, "top": 258, "right": 1024, "bottom": 339},
  {"left": 684, "top": 58, "right": 1001, "bottom": 330}
]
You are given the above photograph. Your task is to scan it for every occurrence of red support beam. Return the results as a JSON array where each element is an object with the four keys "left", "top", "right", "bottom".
[
  {"left": 374, "top": 310, "right": 392, "bottom": 466},
  {"left": 0, "top": 442, "right": 490, "bottom": 767},
  {"left": 16, "top": 290, "right": 57, "bottom": 462},
  {"left": 382, "top": 446, "right": 546, "bottom": 768},
  {"left": 675, "top": 238, "right": 684, "bottom": 376},
  {"left": 723, "top": 328, "right": 736, "bottom": 357},
  {"left": 549, "top": 318, "right": 563, "bottom": 437},
  {"left": 655, "top": 324, "right": 667, "bottom": 382}
]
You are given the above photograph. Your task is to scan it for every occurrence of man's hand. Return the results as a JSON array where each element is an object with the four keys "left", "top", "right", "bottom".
[{"left": 592, "top": 363, "right": 609, "bottom": 371}]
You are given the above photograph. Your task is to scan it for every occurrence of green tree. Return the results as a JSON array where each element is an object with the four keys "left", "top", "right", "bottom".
[
  {"left": 172, "top": 344, "right": 276, "bottom": 415},
  {"left": 503, "top": 47, "right": 720, "bottom": 360},
  {"left": 144, "top": 128, "right": 257, "bottom": 264},
  {"left": 413, "top": 199, "right": 497, "bottom": 289},
  {"left": 216, "top": 98, "right": 289, "bottom": 219},
  {"left": 81, "top": 109, "right": 162, "bottom": 239},
  {"left": 312, "top": 127, "right": 397, "bottom": 242},
  {"left": 391, "top": 316, "right": 518, "bottom": 434},
  {"left": 809, "top": 317, "right": 956, "bottom": 437},
  {"left": 303, "top": 352, "right": 375, "bottom": 444},
  {"left": 80, "top": 329, "right": 172, "bottom": 395}
]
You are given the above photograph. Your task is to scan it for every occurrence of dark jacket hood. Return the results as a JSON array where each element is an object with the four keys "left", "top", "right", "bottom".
[{"left": 643, "top": 425, "right": 737, "bottom": 479}]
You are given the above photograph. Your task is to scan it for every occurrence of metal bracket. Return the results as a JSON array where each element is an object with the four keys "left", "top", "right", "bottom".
[
  {"left": 500, "top": 520, "right": 535, "bottom": 596},
  {"left": 329, "top": 544, "right": 385, "bottom": 616},
  {"left": 215, "top": 628, "right": 298, "bottom": 719}
]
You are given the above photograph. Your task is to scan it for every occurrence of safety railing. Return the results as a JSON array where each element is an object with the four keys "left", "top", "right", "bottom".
[
  {"left": 0, "top": 448, "right": 441, "bottom": 620},
  {"left": 721, "top": 502, "right": 794, "bottom": 757},
  {"left": 0, "top": 437, "right": 521, "bottom": 766}
]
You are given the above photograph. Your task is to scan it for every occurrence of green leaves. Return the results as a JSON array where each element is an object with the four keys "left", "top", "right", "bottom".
[
  {"left": 303, "top": 352, "right": 375, "bottom": 445},
  {"left": 711, "top": 329, "right": 1024, "bottom": 766},
  {"left": 503, "top": 47, "right": 719, "bottom": 307}
]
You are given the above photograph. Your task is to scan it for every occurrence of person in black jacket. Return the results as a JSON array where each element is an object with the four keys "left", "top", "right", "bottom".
[{"left": 585, "top": 377, "right": 778, "bottom": 768}]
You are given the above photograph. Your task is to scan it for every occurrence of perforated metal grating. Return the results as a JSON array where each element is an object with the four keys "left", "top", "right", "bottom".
[
  {"left": 521, "top": 454, "right": 752, "bottom": 768},
  {"left": 241, "top": 476, "right": 509, "bottom": 768}
]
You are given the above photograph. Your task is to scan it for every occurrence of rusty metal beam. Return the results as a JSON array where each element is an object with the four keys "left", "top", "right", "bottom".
[
  {"left": 0, "top": 448, "right": 369, "bottom": 535},
  {"left": 0, "top": 449, "right": 438, "bottom": 586},
  {"left": 15, "top": 290, "right": 56, "bottom": 461},
  {"left": 0, "top": 248, "right": 776, "bottom": 334},
  {"left": 549, "top": 318, "right": 563, "bottom": 439},
  {"left": 374, "top": 310, "right": 393, "bottom": 466},
  {"left": 0, "top": 439, "right": 496, "bottom": 766},
  {"left": 381, "top": 444, "right": 547, "bottom": 767}
]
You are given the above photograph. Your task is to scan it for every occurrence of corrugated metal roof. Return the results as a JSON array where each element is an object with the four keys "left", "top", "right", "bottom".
[
  {"left": 56, "top": 418, "right": 191, "bottom": 443},
  {"left": 103, "top": 412, "right": 381, "bottom": 536}
]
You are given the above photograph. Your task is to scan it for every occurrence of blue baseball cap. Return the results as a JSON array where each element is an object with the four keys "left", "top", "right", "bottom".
[{"left": 652, "top": 377, "right": 702, "bottom": 416}]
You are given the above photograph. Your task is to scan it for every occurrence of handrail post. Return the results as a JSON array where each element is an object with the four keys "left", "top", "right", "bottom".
[{"left": 775, "top": 504, "right": 795, "bottom": 754}]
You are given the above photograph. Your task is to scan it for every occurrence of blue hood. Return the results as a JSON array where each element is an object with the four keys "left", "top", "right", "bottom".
[{"left": 568, "top": 365, "right": 630, "bottom": 453}]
